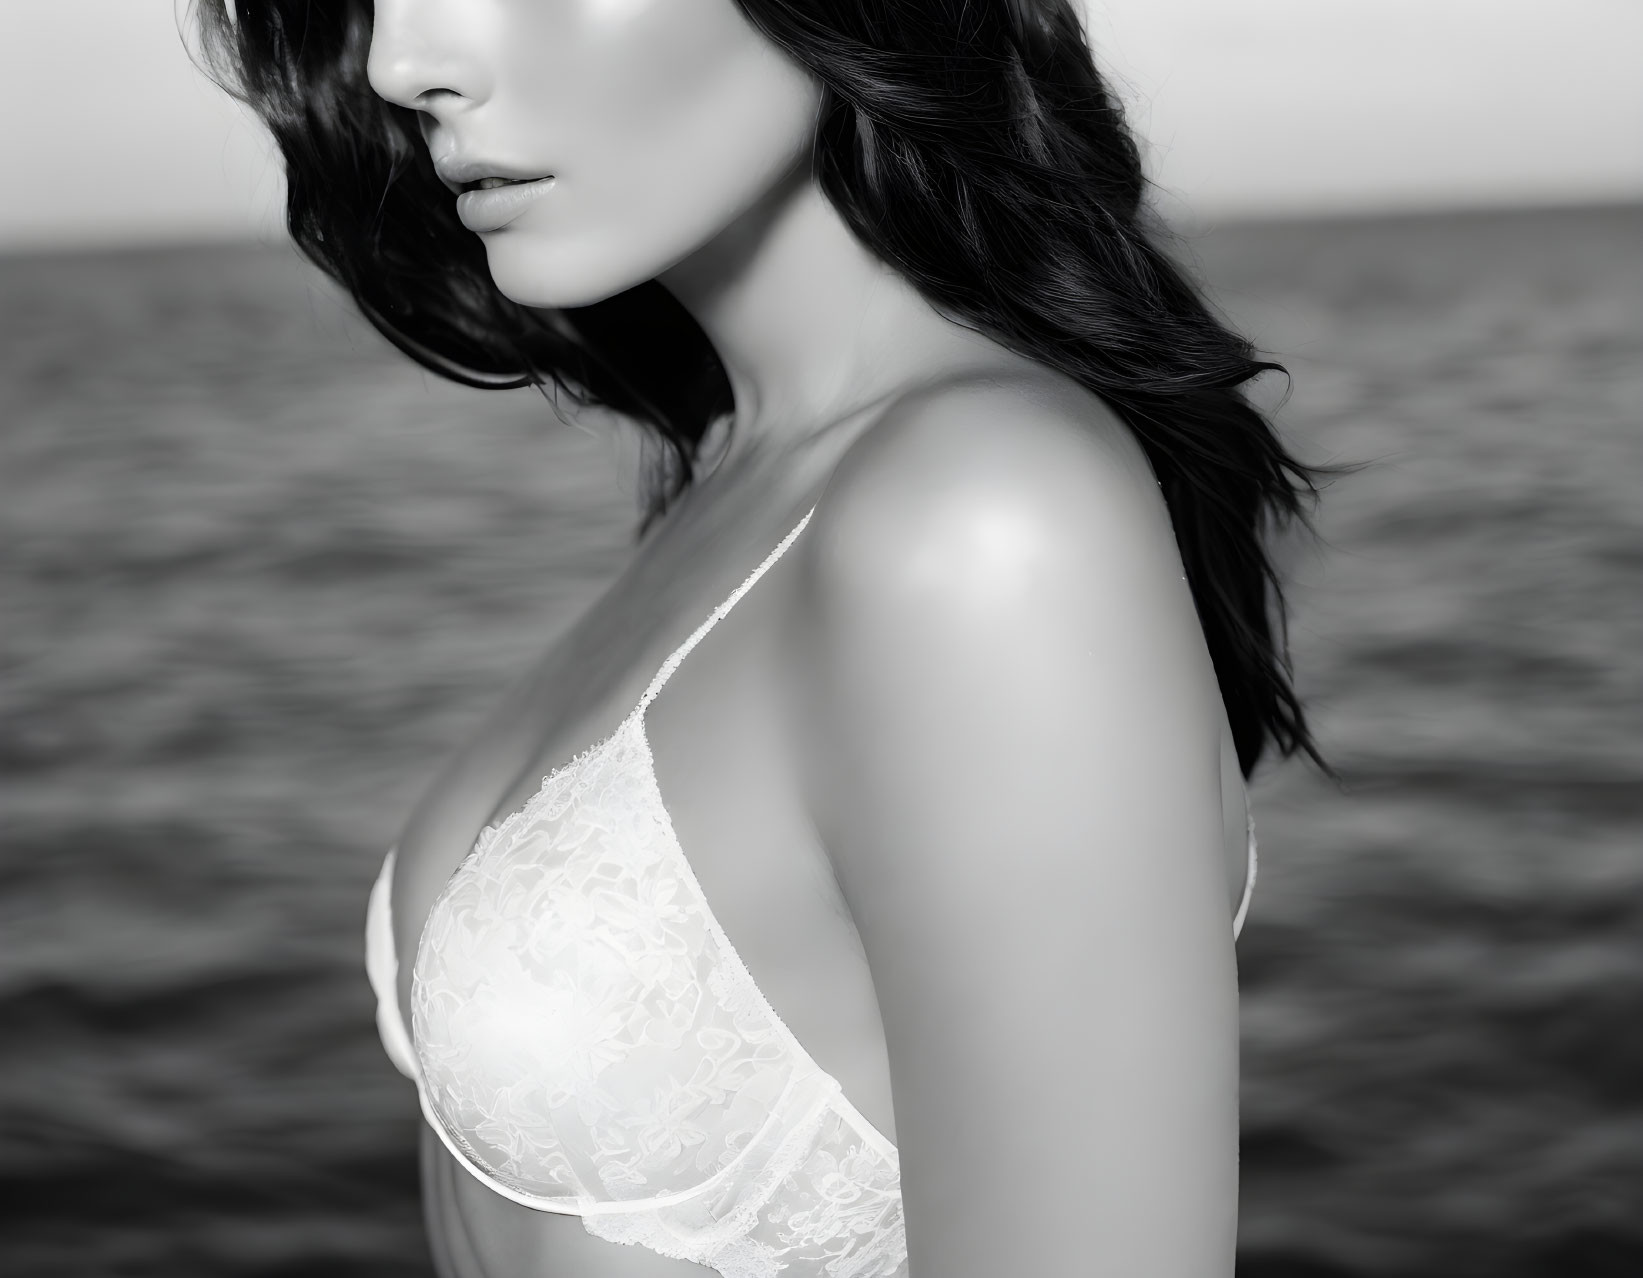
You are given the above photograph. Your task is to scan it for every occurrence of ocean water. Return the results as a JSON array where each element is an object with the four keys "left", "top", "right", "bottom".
[{"left": 1, "top": 205, "right": 1638, "bottom": 1277}]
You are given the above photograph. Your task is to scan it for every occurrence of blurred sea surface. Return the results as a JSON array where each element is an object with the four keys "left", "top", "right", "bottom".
[{"left": 2, "top": 205, "right": 1639, "bottom": 1277}]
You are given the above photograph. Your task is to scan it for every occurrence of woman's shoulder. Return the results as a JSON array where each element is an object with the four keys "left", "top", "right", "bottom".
[
  {"left": 800, "top": 365, "right": 1179, "bottom": 596},
  {"left": 784, "top": 358, "right": 1220, "bottom": 780},
  {"left": 809, "top": 367, "right": 1250, "bottom": 913}
]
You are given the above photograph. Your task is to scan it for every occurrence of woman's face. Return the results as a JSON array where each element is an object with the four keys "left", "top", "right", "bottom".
[{"left": 367, "top": 0, "right": 823, "bottom": 309}]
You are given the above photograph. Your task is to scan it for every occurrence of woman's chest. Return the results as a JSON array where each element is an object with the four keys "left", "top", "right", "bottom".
[{"left": 391, "top": 539, "right": 900, "bottom": 1256}]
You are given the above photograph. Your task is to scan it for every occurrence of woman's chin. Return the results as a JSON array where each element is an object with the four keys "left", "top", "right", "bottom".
[{"left": 480, "top": 237, "right": 636, "bottom": 311}]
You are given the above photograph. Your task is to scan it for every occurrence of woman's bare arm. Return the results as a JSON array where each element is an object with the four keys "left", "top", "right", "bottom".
[{"left": 785, "top": 383, "right": 1239, "bottom": 1276}]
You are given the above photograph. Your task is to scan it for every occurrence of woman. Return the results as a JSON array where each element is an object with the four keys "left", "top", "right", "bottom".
[{"left": 196, "top": 0, "right": 1321, "bottom": 1274}]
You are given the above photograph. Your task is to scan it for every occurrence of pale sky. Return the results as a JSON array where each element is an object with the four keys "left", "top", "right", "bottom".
[{"left": 0, "top": 0, "right": 1638, "bottom": 251}]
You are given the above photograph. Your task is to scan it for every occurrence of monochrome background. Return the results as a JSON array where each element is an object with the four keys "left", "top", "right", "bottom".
[{"left": 2, "top": 2, "right": 1639, "bottom": 1275}]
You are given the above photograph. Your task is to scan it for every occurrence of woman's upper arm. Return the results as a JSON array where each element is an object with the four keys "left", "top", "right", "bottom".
[{"left": 786, "top": 388, "right": 1239, "bottom": 1276}]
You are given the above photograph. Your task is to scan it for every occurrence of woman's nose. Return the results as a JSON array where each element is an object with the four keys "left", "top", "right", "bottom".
[{"left": 366, "top": 0, "right": 489, "bottom": 113}]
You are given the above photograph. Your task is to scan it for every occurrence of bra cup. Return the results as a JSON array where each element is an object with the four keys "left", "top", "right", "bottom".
[
  {"left": 408, "top": 709, "right": 909, "bottom": 1273},
  {"left": 411, "top": 718, "right": 814, "bottom": 1207}
]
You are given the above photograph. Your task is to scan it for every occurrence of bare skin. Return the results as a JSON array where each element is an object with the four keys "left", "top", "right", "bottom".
[
  {"left": 368, "top": 1, "right": 1246, "bottom": 1273},
  {"left": 390, "top": 371, "right": 1249, "bottom": 1278}
]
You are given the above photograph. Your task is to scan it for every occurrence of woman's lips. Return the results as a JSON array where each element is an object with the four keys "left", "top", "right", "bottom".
[{"left": 455, "top": 176, "right": 556, "bottom": 233}]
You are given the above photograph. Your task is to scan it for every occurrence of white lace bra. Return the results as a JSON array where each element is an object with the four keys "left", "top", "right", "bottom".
[{"left": 364, "top": 502, "right": 1258, "bottom": 1277}]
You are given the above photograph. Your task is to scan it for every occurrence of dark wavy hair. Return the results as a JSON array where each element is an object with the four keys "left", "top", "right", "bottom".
[{"left": 190, "top": 0, "right": 1325, "bottom": 777}]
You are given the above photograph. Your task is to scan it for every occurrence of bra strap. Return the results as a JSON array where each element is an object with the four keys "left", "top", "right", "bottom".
[
  {"left": 636, "top": 505, "right": 818, "bottom": 714},
  {"left": 1232, "top": 810, "right": 1259, "bottom": 940}
]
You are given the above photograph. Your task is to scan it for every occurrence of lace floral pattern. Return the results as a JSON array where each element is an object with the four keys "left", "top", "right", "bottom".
[
  {"left": 582, "top": 1087, "right": 906, "bottom": 1278},
  {"left": 407, "top": 702, "right": 907, "bottom": 1275}
]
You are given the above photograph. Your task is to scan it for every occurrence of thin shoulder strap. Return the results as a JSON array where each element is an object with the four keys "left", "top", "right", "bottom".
[
  {"left": 636, "top": 504, "right": 818, "bottom": 714},
  {"left": 1232, "top": 809, "right": 1259, "bottom": 940}
]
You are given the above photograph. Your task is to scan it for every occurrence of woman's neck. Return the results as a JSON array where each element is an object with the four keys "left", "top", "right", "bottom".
[{"left": 657, "top": 160, "right": 1020, "bottom": 474}]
